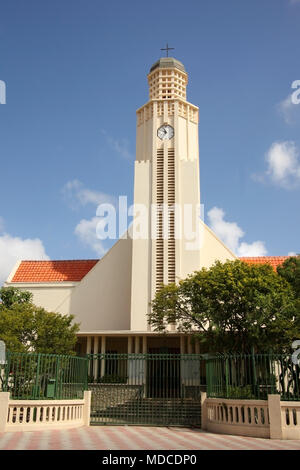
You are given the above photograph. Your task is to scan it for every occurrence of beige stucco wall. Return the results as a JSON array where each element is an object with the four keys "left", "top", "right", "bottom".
[
  {"left": 130, "top": 160, "right": 152, "bottom": 331},
  {"left": 199, "top": 221, "right": 236, "bottom": 268},
  {"left": 177, "top": 160, "right": 201, "bottom": 280},
  {"left": 3, "top": 282, "right": 76, "bottom": 315},
  {"left": 69, "top": 236, "right": 132, "bottom": 331}
]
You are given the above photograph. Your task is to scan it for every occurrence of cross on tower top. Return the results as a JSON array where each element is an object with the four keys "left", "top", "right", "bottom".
[{"left": 160, "top": 43, "right": 174, "bottom": 57}]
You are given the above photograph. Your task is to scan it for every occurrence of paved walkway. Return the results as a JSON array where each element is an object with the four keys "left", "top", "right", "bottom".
[{"left": 0, "top": 426, "right": 300, "bottom": 450}]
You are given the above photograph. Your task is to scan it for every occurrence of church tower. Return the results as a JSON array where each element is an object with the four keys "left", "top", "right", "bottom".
[
  {"left": 130, "top": 57, "right": 202, "bottom": 331},
  {"left": 5, "top": 54, "right": 237, "bottom": 355}
]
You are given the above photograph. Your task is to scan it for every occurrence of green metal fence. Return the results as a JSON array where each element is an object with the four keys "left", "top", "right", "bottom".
[
  {"left": 206, "top": 353, "right": 300, "bottom": 401},
  {"left": 87, "top": 353, "right": 206, "bottom": 425},
  {"left": 2, "top": 348, "right": 299, "bottom": 426},
  {"left": 0, "top": 351, "right": 88, "bottom": 400}
]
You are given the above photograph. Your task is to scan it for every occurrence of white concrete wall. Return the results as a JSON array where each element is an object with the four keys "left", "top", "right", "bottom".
[
  {"left": 199, "top": 221, "right": 236, "bottom": 268},
  {"left": 177, "top": 160, "right": 201, "bottom": 280},
  {"left": 130, "top": 160, "right": 152, "bottom": 331},
  {"left": 70, "top": 236, "right": 132, "bottom": 331},
  {"left": 3, "top": 283, "right": 76, "bottom": 315}
]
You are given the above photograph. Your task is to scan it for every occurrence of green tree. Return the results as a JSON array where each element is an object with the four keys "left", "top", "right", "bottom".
[
  {"left": 277, "top": 256, "right": 300, "bottom": 333},
  {"left": 277, "top": 256, "right": 300, "bottom": 298},
  {"left": 0, "top": 287, "right": 80, "bottom": 354},
  {"left": 0, "top": 286, "right": 33, "bottom": 308},
  {"left": 148, "top": 260, "right": 298, "bottom": 353}
]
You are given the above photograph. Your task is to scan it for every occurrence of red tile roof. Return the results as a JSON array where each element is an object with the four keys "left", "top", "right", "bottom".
[
  {"left": 239, "top": 256, "right": 290, "bottom": 271},
  {"left": 11, "top": 260, "right": 99, "bottom": 283},
  {"left": 9, "top": 256, "right": 293, "bottom": 283}
]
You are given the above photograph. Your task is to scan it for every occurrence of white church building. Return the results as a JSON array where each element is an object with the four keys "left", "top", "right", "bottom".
[{"left": 4, "top": 56, "right": 288, "bottom": 365}]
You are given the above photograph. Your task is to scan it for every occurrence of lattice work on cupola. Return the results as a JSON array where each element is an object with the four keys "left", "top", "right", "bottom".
[{"left": 148, "top": 67, "right": 188, "bottom": 101}]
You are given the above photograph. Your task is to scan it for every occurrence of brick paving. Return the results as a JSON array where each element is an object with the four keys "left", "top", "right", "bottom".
[{"left": 0, "top": 426, "right": 300, "bottom": 450}]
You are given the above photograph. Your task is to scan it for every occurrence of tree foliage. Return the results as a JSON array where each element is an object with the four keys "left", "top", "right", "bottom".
[
  {"left": 277, "top": 256, "right": 300, "bottom": 298},
  {"left": 0, "top": 287, "right": 80, "bottom": 354},
  {"left": 0, "top": 286, "right": 33, "bottom": 308},
  {"left": 149, "top": 260, "right": 298, "bottom": 353}
]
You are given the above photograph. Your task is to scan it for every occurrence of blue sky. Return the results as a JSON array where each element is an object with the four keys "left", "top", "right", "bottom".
[{"left": 0, "top": 0, "right": 299, "bottom": 284}]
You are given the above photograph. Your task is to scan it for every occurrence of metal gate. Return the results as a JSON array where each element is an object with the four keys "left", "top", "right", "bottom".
[{"left": 87, "top": 353, "right": 206, "bottom": 426}]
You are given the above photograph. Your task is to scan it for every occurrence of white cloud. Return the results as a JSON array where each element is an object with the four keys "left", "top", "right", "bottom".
[
  {"left": 207, "top": 207, "right": 244, "bottom": 252},
  {"left": 62, "top": 179, "right": 116, "bottom": 209},
  {"left": 0, "top": 223, "right": 49, "bottom": 285},
  {"left": 288, "top": 251, "right": 297, "bottom": 256},
  {"left": 63, "top": 180, "right": 117, "bottom": 255},
  {"left": 265, "top": 141, "right": 300, "bottom": 189},
  {"left": 101, "top": 129, "right": 134, "bottom": 161},
  {"left": 74, "top": 217, "right": 107, "bottom": 256},
  {"left": 238, "top": 241, "right": 268, "bottom": 257},
  {"left": 207, "top": 207, "right": 267, "bottom": 257}
]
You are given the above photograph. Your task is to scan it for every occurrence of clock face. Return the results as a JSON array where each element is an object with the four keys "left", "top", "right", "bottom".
[{"left": 157, "top": 124, "right": 174, "bottom": 141}]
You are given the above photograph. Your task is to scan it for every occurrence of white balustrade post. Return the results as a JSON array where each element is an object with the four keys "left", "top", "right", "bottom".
[
  {"left": 0, "top": 392, "right": 9, "bottom": 432},
  {"left": 201, "top": 392, "right": 207, "bottom": 430},
  {"left": 83, "top": 391, "right": 92, "bottom": 426},
  {"left": 268, "top": 394, "right": 283, "bottom": 439}
]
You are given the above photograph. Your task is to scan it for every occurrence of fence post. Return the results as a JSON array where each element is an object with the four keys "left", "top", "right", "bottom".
[
  {"left": 251, "top": 348, "right": 257, "bottom": 398},
  {"left": 55, "top": 356, "right": 60, "bottom": 399},
  {"left": 84, "top": 356, "right": 89, "bottom": 390},
  {"left": 205, "top": 356, "right": 211, "bottom": 397},
  {"left": 268, "top": 394, "right": 282, "bottom": 439},
  {"left": 34, "top": 353, "right": 41, "bottom": 399},
  {"left": 0, "top": 392, "right": 10, "bottom": 432},
  {"left": 201, "top": 391, "right": 207, "bottom": 430},
  {"left": 3, "top": 351, "right": 11, "bottom": 392},
  {"left": 83, "top": 390, "right": 91, "bottom": 426},
  {"left": 225, "top": 357, "right": 229, "bottom": 397}
]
